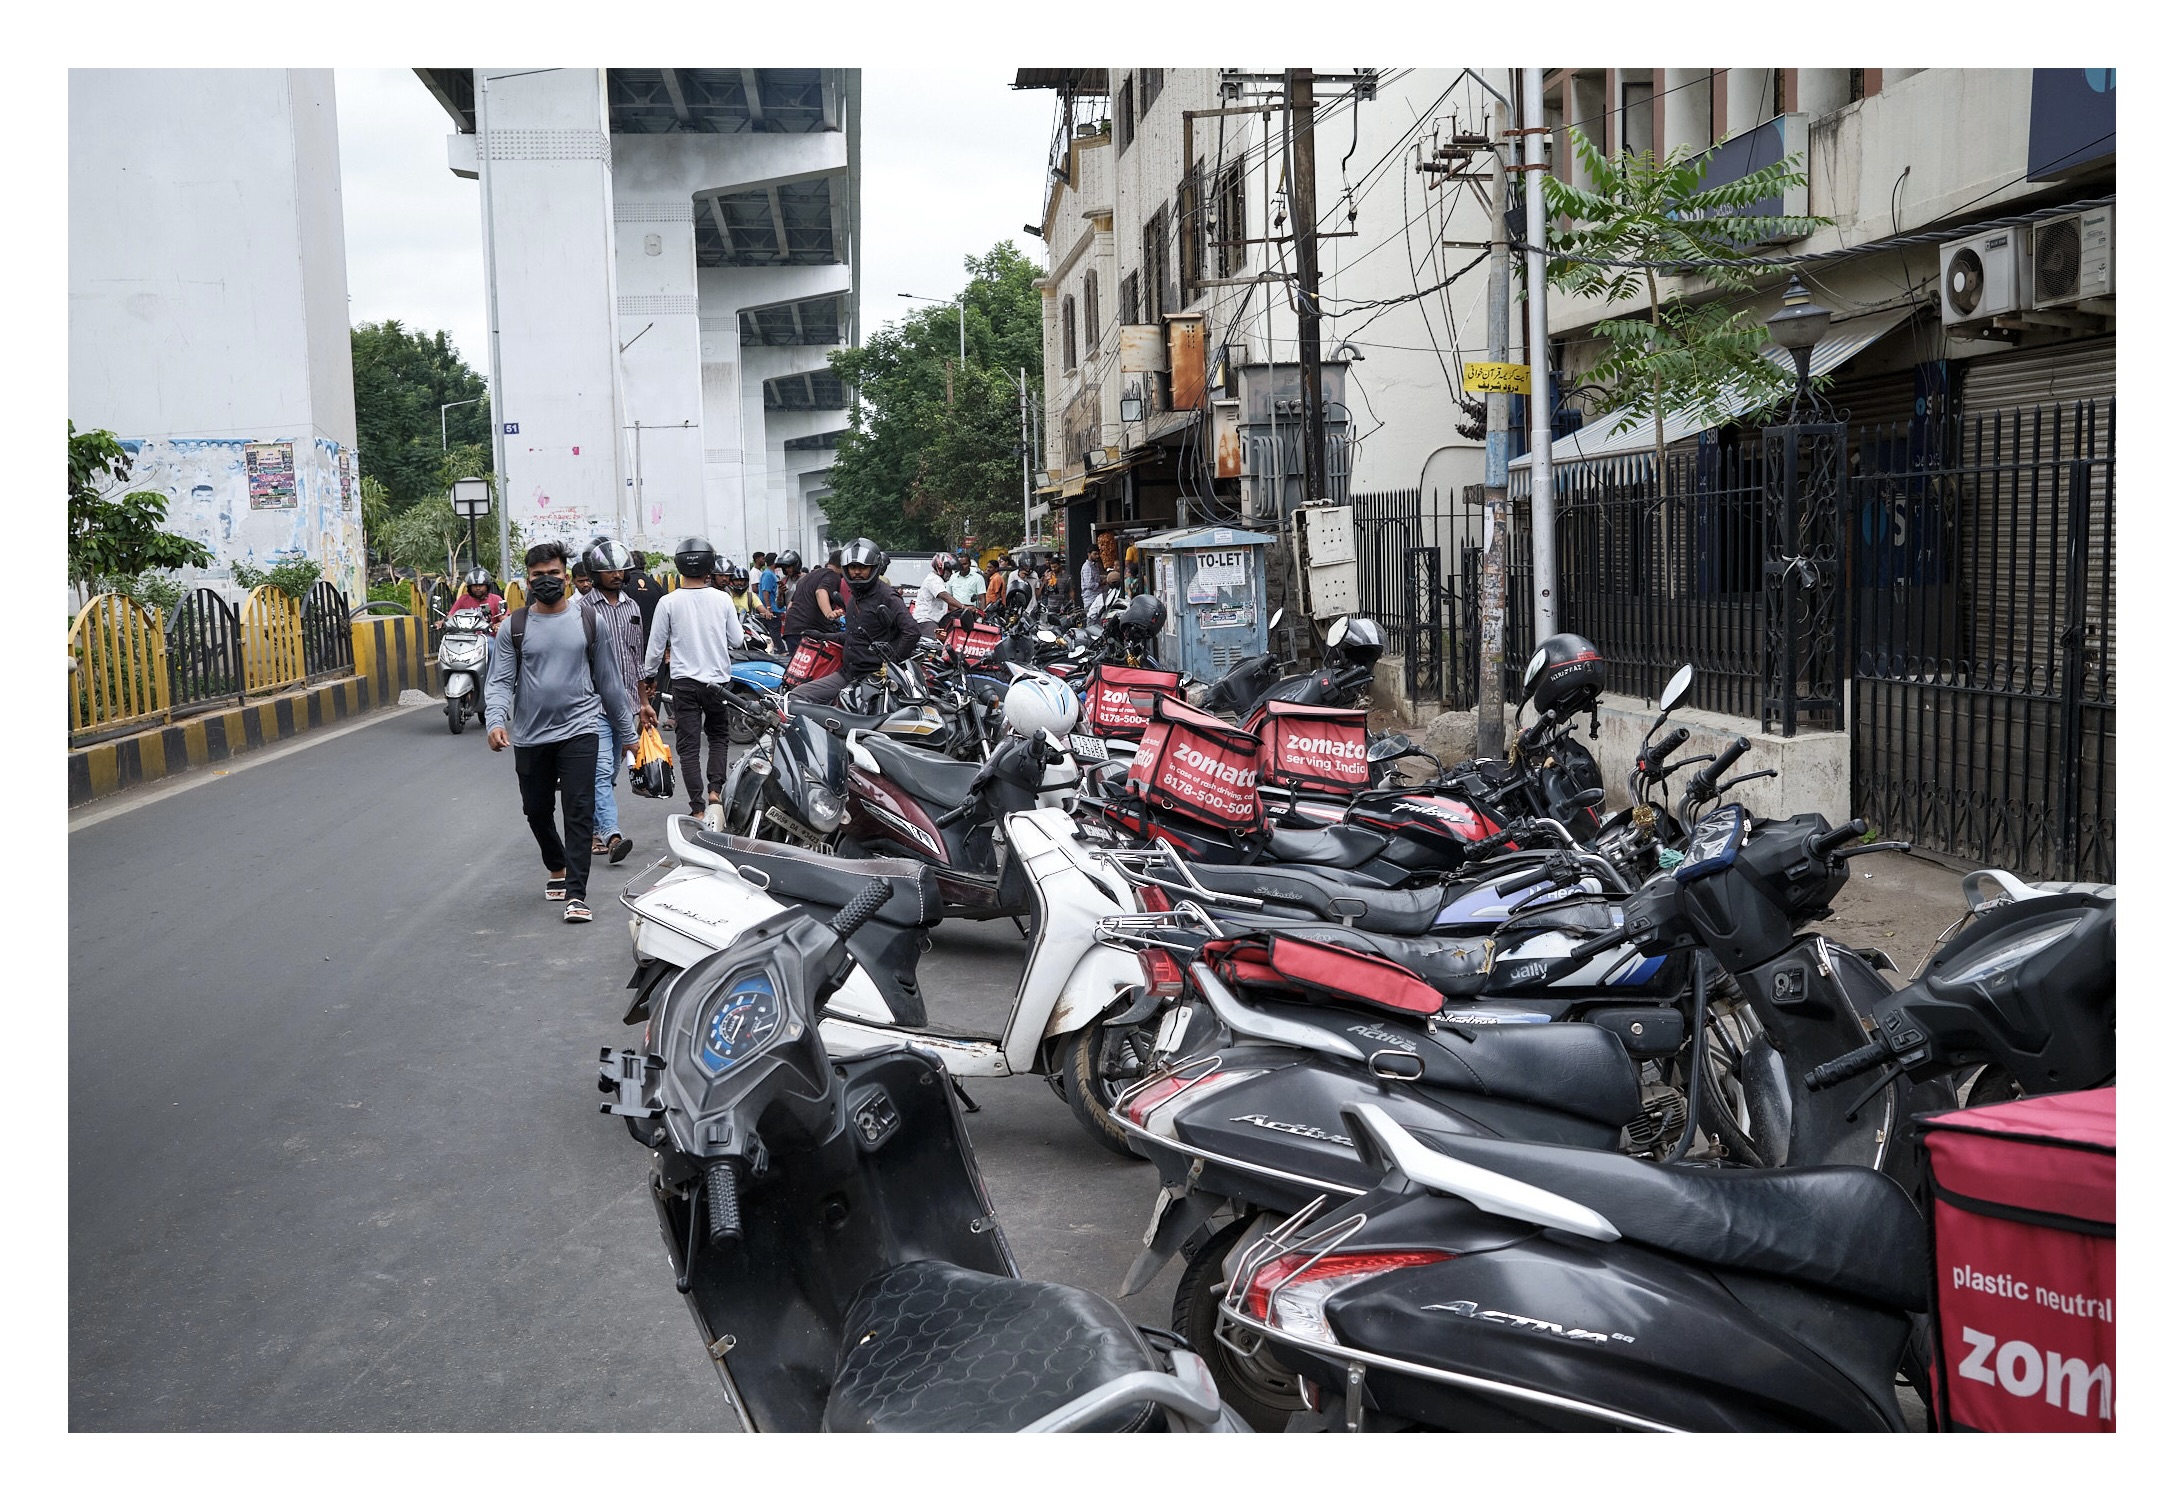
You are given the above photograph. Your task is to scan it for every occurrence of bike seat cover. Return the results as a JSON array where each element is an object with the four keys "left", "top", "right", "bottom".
[
  {"left": 823, "top": 1261, "right": 1158, "bottom": 1432},
  {"left": 1408, "top": 1134, "right": 1927, "bottom": 1310},
  {"left": 1186, "top": 862, "right": 1446, "bottom": 935},
  {"left": 863, "top": 734, "right": 982, "bottom": 811},
  {"left": 1263, "top": 823, "right": 1390, "bottom": 869},
  {"left": 681, "top": 822, "right": 939, "bottom": 928}
]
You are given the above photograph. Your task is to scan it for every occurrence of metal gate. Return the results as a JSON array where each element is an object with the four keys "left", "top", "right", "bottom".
[{"left": 1848, "top": 398, "right": 2115, "bottom": 881}]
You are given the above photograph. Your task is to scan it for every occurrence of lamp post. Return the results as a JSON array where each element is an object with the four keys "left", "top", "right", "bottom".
[
  {"left": 1765, "top": 275, "right": 1832, "bottom": 421},
  {"left": 451, "top": 476, "right": 493, "bottom": 571},
  {"left": 898, "top": 290, "right": 966, "bottom": 362},
  {"left": 440, "top": 396, "right": 487, "bottom": 452}
]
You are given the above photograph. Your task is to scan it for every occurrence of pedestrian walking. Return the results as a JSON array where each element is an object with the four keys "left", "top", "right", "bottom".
[
  {"left": 946, "top": 553, "right": 983, "bottom": 611},
  {"left": 752, "top": 552, "right": 780, "bottom": 615},
  {"left": 1079, "top": 550, "right": 1102, "bottom": 610},
  {"left": 640, "top": 537, "right": 748, "bottom": 818},
  {"left": 624, "top": 550, "right": 665, "bottom": 641},
  {"left": 579, "top": 539, "right": 647, "bottom": 865},
  {"left": 484, "top": 541, "right": 638, "bottom": 924},
  {"left": 787, "top": 538, "right": 921, "bottom": 704}
]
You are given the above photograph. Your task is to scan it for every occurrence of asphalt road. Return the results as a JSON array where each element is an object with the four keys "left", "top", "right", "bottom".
[{"left": 69, "top": 705, "right": 1179, "bottom": 1431}]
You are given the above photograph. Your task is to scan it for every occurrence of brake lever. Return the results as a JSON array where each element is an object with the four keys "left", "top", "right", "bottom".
[{"left": 1715, "top": 769, "right": 1779, "bottom": 793}]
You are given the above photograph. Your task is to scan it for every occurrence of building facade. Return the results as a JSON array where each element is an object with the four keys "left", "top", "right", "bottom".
[
  {"left": 418, "top": 68, "right": 859, "bottom": 565},
  {"left": 69, "top": 69, "right": 366, "bottom": 602}
]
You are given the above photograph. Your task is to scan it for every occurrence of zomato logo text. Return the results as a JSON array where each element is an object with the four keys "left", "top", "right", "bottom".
[
  {"left": 1173, "top": 744, "right": 1255, "bottom": 786},
  {"left": 1956, "top": 1325, "right": 2113, "bottom": 1421}
]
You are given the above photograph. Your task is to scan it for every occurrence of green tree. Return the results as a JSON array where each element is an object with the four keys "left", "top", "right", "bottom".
[
  {"left": 351, "top": 320, "right": 491, "bottom": 509},
  {"left": 68, "top": 421, "right": 213, "bottom": 596},
  {"left": 377, "top": 445, "right": 517, "bottom": 581},
  {"left": 1543, "top": 130, "right": 1829, "bottom": 484},
  {"left": 825, "top": 242, "right": 1044, "bottom": 551}
]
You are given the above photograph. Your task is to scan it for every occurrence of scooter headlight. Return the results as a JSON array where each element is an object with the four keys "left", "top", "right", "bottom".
[{"left": 806, "top": 788, "right": 844, "bottom": 829}]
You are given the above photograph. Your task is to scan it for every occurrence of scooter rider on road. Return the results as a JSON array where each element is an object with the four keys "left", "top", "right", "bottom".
[
  {"left": 786, "top": 537, "right": 922, "bottom": 704},
  {"left": 454, "top": 567, "right": 507, "bottom": 626}
]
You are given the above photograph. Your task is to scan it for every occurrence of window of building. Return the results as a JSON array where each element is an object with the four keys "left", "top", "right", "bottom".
[
  {"left": 1177, "top": 160, "right": 1203, "bottom": 298},
  {"left": 1140, "top": 69, "right": 1163, "bottom": 114},
  {"left": 1061, "top": 294, "right": 1077, "bottom": 371},
  {"left": 1116, "top": 77, "right": 1135, "bottom": 152},
  {"left": 1120, "top": 269, "right": 1141, "bottom": 328},
  {"left": 1082, "top": 270, "right": 1099, "bottom": 359},
  {"left": 1621, "top": 78, "right": 1654, "bottom": 157},
  {"left": 1142, "top": 206, "right": 1170, "bottom": 322},
  {"left": 1214, "top": 159, "right": 1247, "bottom": 278}
]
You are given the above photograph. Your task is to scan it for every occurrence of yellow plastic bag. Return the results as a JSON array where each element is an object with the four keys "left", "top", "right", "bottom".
[{"left": 631, "top": 724, "right": 675, "bottom": 798}]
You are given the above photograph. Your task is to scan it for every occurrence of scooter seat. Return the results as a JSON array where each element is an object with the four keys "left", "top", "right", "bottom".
[
  {"left": 863, "top": 734, "right": 982, "bottom": 812},
  {"left": 1185, "top": 863, "right": 1446, "bottom": 936},
  {"left": 681, "top": 821, "right": 940, "bottom": 929},
  {"left": 1406, "top": 1134, "right": 1928, "bottom": 1310},
  {"left": 1263, "top": 823, "right": 1390, "bottom": 870},
  {"left": 823, "top": 1260, "right": 1158, "bottom": 1432},
  {"left": 1415, "top": 1019, "right": 1641, "bottom": 1127},
  {"left": 786, "top": 699, "right": 895, "bottom": 736}
]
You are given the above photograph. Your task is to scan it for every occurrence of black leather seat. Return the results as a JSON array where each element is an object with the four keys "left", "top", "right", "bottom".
[
  {"left": 1414, "top": 1134, "right": 1928, "bottom": 1310},
  {"left": 823, "top": 1261, "right": 1158, "bottom": 1432},
  {"left": 682, "top": 821, "right": 939, "bottom": 928},
  {"left": 1263, "top": 823, "right": 1390, "bottom": 869},
  {"left": 864, "top": 735, "right": 983, "bottom": 812},
  {"left": 1415, "top": 1021, "right": 1640, "bottom": 1127},
  {"left": 786, "top": 698, "right": 895, "bottom": 735},
  {"left": 1186, "top": 862, "right": 1447, "bottom": 935}
]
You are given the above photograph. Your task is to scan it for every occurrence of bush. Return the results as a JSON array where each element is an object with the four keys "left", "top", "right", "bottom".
[{"left": 232, "top": 553, "right": 326, "bottom": 600}]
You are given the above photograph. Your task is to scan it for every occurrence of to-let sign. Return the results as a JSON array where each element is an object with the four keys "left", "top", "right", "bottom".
[{"left": 1462, "top": 362, "right": 1532, "bottom": 396}]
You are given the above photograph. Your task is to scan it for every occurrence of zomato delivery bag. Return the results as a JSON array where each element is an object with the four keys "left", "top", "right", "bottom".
[
  {"left": 1917, "top": 1087, "right": 2115, "bottom": 1431},
  {"left": 1127, "top": 695, "right": 1264, "bottom": 831},
  {"left": 1084, "top": 663, "right": 1183, "bottom": 739},
  {"left": 1247, "top": 699, "right": 1370, "bottom": 794}
]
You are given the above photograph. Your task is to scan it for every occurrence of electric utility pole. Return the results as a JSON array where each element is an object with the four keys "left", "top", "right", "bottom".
[
  {"left": 480, "top": 71, "right": 511, "bottom": 584},
  {"left": 1477, "top": 89, "right": 1514, "bottom": 759},
  {"left": 1018, "top": 367, "right": 1032, "bottom": 549},
  {"left": 1522, "top": 66, "right": 1557, "bottom": 644},
  {"left": 1287, "top": 67, "right": 1326, "bottom": 513}
]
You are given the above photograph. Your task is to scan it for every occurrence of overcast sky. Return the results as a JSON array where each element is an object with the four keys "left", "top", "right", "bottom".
[{"left": 334, "top": 68, "right": 1054, "bottom": 373}]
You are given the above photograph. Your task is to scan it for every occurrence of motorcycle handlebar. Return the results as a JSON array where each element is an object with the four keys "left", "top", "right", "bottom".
[
  {"left": 1493, "top": 866, "right": 1550, "bottom": 897},
  {"left": 1805, "top": 819, "right": 1870, "bottom": 860},
  {"left": 1803, "top": 1040, "right": 1890, "bottom": 1091},
  {"left": 829, "top": 875, "right": 896, "bottom": 939},
  {"left": 1642, "top": 727, "right": 1691, "bottom": 769},
  {"left": 1565, "top": 926, "right": 1628, "bottom": 964},
  {"left": 1693, "top": 736, "right": 1751, "bottom": 789}
]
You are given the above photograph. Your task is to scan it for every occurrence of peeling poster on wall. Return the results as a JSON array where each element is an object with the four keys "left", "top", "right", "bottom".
[{"left": 245, "top": 441, "right": 297, "bottom": 510}]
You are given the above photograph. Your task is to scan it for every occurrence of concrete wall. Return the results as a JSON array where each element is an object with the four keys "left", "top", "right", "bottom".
[
  {"left": 69, "top": 69, "right": 364, "bottom": 599},
  {"left": 1581, "top": 691, "right": 1849, "bottom": 826}
]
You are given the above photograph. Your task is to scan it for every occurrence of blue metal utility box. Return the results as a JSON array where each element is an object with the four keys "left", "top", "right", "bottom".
[{"left": 1136, "top": 524, "right": 1274, "bottom": 682}]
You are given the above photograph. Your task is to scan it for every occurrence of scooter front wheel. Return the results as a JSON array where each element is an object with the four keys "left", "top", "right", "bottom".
[
  {"left": 446, "top": 699, "right": 465, "bottom": 735},
  {"left": 1057, "top": 1019, "right": 1155, "bottom": 1159}
]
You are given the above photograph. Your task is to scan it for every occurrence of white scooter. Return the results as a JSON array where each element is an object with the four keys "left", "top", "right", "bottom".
[
  {"left": 438, "top": 607, "right": 492, "bottom": 735},
  {"left": 621, "top": 806, "right": 1156, "bottom": 1153}
]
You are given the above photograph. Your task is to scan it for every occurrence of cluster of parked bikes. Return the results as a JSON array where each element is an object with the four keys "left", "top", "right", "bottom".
[{"left": 590, "top": 599, "right": 2118, "bottom": 1433}]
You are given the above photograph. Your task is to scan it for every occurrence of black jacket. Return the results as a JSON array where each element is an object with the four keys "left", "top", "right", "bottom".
[{"left": 839, "top": 578, "right": 921, "bottom": 674}]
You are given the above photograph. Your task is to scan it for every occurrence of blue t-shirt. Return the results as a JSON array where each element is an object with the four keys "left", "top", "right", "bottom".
[{"left": 756, "top": 567, "right": 780, "bottom": 610}]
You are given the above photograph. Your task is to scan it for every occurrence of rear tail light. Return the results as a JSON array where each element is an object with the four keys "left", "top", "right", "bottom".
[
  {"left": 1243, "top": 1250, "right": 1454, "bottom": 1341},
  {"left": 1120, "top": 1065, "right": 1264, "bottom": 1130},
  {"left": 1139, "top": 884, "right": 1173, "bottom": 913},
  {"left": 1139, "top": 948, "right": 1185, "bottom": 996}
]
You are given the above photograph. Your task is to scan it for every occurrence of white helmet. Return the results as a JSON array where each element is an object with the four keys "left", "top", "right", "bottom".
[{"left": 1003, "top": 672, "right": 1080, "bottom": 740}]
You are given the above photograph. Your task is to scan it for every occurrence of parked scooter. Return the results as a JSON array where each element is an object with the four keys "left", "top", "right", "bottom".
[
  {"left": 1207, "top": 854, "right": 2115, "bottom": 1431},
  {"left": 620, "top": 807, "right": 1158, "bottom": 1150},
  {"left": 437, "top": 606, "right": 492, "bottom": 734},
  {"left": 597, "top": 881, "right": 1240, "bottom": 1431}
]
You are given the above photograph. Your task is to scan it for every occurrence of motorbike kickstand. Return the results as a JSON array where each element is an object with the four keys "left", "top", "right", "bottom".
[{"left": 949, "top": 1076, "right": 983, "bottom": 1114}]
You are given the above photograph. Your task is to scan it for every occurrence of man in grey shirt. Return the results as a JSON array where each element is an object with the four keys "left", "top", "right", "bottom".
[
  {"left": 640, "top": 539, "right": 747, "bottom": 817},
  {"left": 486, "top": 540, "right": 638, "bottom": 923}
]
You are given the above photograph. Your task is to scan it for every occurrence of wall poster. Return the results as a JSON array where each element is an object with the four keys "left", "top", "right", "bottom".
[{"left": 245, "top": 441, "right": 297, "bottom": 510}]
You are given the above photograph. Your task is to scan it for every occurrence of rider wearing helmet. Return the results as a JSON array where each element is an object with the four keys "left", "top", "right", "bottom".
[
  {"left": 724, "top": 564, "right": 772, "bottom": 625},
  {"left": 455, "top": 566, "right": 507, "bottom": 626},
  {"left": 911, "top": 552, "right": 962, "bottom": 638},
  {"left": 577, "top": 539, "right": 645, "bottom": 864},
  {"left": 787, "top": 537, "right": 922, "bottom": 703}
]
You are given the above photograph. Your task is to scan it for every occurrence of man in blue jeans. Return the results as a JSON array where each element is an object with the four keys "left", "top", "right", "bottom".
[
  {"left": 580, "top": 539, "right": 648, "bottom": 864},
  {"left": 485, "top": 541, "right": 638, "bottom": 924}
]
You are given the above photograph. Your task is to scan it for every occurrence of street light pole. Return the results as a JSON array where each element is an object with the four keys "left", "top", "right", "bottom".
[
  {"left": 1522, "top": 66, "right": 1557, "bottom": 645},
  {"left": 479, "top": 71, "right": 511, "bottom": 585},
  {"left": 898, "top": 290, "right": 965, "bottom": 362},
  {"left": 441, "top": 396, "right": 486, "bottom": 452}
]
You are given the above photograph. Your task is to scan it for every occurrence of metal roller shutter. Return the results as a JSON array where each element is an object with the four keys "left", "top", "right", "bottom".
[{"left": 1959, "top": 336, "right": 2115, "bottom": 418}]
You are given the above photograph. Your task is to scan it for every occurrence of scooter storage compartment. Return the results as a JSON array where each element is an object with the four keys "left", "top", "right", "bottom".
[{"left": 785, "top": 635, "right": 845, "bottom": 686}]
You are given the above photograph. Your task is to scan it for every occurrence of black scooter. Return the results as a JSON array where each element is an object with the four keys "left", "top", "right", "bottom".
[
  {"left": 598, "top": 879, "right": 1244, "bottom": 1431},
  {"left": 1209, "top": 841, "right": 2114, "bottom": 1431}
]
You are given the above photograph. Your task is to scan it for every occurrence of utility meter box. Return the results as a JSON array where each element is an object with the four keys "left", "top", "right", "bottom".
[
  {"left": 1297, "top": 503, "right": 1358, "bottom": 618},
  {"left": 1136, "top": 524, "right": 1274, "bottom": 682}
]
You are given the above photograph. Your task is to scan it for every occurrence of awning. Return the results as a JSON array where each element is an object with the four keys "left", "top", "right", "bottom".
[{"left": 1509, "top": 307, "right": 1912, "bottom": 470}]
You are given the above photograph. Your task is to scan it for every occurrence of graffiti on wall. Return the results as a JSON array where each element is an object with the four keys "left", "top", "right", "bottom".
[{"left": 121, "top": 434, "right": 366, "bottom": 603}]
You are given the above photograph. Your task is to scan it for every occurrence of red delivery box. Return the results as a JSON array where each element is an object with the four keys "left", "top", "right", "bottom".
[{"left": 1127, "top": 695, "right": 1264, "bottom": 832}]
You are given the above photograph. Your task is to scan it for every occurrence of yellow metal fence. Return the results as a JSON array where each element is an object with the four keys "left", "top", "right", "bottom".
[
  {"left": 69, "top": 595, "right": 171, "bottom": 742},
  {"left": 239, "top": 585, "right": 306, "bottom": 697}
]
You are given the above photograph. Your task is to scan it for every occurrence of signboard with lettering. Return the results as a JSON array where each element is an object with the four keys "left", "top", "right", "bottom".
[{"left": 1462, "top": 362, "right": 1532, "bottom": 396}]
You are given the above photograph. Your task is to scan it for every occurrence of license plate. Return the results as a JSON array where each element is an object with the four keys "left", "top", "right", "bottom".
[
  {"left": 1154, "top": 1003, "right": 1194, "bottom": 1056},
  {"left": 1069, "top": 733, "right": 1108, "bottom": 762}
]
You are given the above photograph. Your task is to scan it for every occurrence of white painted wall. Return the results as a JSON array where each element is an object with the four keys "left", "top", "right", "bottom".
[{"left": 69, "top": 68, "right": 364, "bottom": 598}]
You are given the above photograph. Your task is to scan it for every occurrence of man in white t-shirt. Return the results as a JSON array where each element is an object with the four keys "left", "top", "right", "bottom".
[{"left": 911, "top": 552, "right": 962, "bottom": 637}]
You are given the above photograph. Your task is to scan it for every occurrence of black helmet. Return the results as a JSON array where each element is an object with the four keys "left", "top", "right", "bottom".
[
  {"left": 584, "top": 539, "right": 635, "bottom": 576},
  {"left": 1524, "top": 632, "right": 1606, "bottom": 715},
  {"left": 673, "top": 536, "right": 717, "bottom": 579},
  {"left": 776, "top": 549, "right": 802, "bottom": 573},
  {"left": 1120, "top": 594, "right": 1166, "bottom": 638},
  {"left": 841, "top": 537, "right": 888, "bottom": 596},
  {"left": 725, "top": 565, "right": 750, "bottom": 585},
  {"left": 1326, "top": 615, "right": 1385, "bottom": 671},
  {"left": 462, "top": 567, "right": 493, "bottom": 591}
]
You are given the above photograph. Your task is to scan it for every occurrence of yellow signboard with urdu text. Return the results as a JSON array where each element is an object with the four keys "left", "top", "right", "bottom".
[{"left": 1461, "top": 361, "right": 1532, "bottom": 395}]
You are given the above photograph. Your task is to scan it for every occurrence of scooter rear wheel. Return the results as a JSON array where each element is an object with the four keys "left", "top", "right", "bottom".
[
  {"left": 1057, "top": 1020, "right": 1153, "bottom": 1158},
  {"left": 1174, "top": 1217, "right": 1312, "bottom": 1433}
]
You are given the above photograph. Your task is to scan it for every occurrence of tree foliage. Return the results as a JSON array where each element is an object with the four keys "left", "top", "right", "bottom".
[
  {"left": 824, "top": 243, "right": 1044, "bottom": 552},
  {"left": 376, "top": 443, "right": 518, "bottom": 580},
  {"left": 1543, "top": 130, "right": 1829, "bottom": 480},
  {"left": 351, "top": 320, "right": 491, "bottom": 509},
  {"left": 68, "top": 421, "right": 213, "bottom": 591}
]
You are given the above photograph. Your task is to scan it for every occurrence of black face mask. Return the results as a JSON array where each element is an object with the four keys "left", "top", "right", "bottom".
[{"left": 528, "top": 574, "right": 567, "bottom": 605}]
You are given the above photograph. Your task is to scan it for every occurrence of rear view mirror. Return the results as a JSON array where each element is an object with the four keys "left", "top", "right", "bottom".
[
  {"left": 1327, "top": 615, "right": 1351, "bottom": 648},
  {"left": 1660, "top": 664, "right": 1696, "bottom": 714},
  {"left": 1269, "top": 608, "right": 1286, "bottom": 632}
]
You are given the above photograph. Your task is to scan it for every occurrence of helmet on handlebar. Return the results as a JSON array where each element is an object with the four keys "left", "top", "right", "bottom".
[
  {"left": 1003, "top": 672, "right": 1079, "bottom": 740},
  {"left": 1324, "top": 615, "right": 1385, "bottom": 672},
  {"left": 674, "top": 536, "right": 717, "bottom": 580},
  {"left": 1523, "top": 632, "right": 1606, "bottom": 716},
  {"left": 1119, "top": 594, "right": 1165, "bottom": 639}
]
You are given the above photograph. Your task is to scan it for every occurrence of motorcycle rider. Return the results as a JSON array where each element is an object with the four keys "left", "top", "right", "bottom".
[
  {"left": 780, "top": 546, "right": 841, "bottom": 663},
  {"left": 911, "top": 552, "right": 962, "bottom": 638},
  {"left": 640, "top": 538, "right": 748, "bottom": 817},
  {"left": 579, "top": 540, "right": 646, "bottom": 865},
  {"left": 452, "top": 566, "right": 506, "bottom": 626},
  {"left": 787, "top": 538, "right": 922, "bottom": 703}
]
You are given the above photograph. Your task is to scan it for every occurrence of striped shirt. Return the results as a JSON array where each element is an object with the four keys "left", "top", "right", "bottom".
[{"left": 579, "top": 588, "right": 647, "bottom": 695}]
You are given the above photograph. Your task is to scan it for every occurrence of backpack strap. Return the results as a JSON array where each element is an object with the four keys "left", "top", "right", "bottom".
[{"left": 508, "top": 603, "right": 602, "bottom": 707}]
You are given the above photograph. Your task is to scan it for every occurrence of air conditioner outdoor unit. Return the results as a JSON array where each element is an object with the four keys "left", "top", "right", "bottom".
[
  {"left": 1938, "top": 226, "right": 2031, "bottom": 328},
  {"left": 2029, "top": 205, "right": 2116, "bottom": 308}
]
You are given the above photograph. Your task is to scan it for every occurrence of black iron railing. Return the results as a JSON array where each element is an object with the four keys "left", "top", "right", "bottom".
[
  {"left": 165, "top": 588, "right": 245, "bottom": 711},
  {"left": 301, "top": 581, "right": 354, "bottom": 679}
]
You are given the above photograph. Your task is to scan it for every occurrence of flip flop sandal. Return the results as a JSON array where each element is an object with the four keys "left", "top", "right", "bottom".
[
  {"left": 591, "top": 837, "right": 612, "bottom": 856},
  {"left": 609, "top": 834, "right": 634, "bottom": 864},
  {"left": 545, "top": 877, "right": 568, "bottom": 901},
  {"left": 563, "top": 900, "right": 593, "bottom": 923}
]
